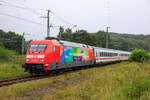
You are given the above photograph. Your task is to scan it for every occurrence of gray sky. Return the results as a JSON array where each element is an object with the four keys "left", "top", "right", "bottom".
[{"left": 0, "top": 0, "right": 150, "bottom": 40}]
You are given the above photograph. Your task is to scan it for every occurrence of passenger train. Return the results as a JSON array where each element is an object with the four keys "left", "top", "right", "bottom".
[{"left": 22, "top": 38, "right": 131, "bottom": 74}]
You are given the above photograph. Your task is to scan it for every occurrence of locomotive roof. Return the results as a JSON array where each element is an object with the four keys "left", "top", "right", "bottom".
[{"left": 59, "top": 40, "right": 89, "bottom": 48}]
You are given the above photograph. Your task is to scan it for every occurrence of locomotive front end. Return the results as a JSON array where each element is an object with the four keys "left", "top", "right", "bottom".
[{"left": 22, "top": 41, "right": 49, "bottom": 74}]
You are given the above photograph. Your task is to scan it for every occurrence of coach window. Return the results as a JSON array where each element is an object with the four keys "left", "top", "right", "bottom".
[{"left": 53, "top": 46, "right": 56, "bottom": 52}]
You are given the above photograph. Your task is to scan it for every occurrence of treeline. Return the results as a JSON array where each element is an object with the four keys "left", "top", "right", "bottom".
[
  {"left": 57, "top": 27, "right": 150, "bottom": 52},
  {"left": 0, "top": 28, "right": 149, "bottom": 53},
  {"left": 0, "top": 29, "right": 25, "bottom": 54}
]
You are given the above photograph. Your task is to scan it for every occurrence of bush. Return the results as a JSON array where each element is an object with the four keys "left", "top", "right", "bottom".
[
  {"left": 0, "top": 47, "right": 15, "bottom": 62},
  {"left": 129, "top": 49, "right": 150, "bottom": 62}
]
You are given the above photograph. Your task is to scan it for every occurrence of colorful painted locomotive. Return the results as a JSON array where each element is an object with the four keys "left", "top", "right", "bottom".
[{"left": 22, "top": 39, "right": 130, "bottom": 74}]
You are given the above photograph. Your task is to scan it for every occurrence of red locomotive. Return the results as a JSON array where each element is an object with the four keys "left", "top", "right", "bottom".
[{"left": 22, "top": 38, "right": 130, "bottom": 74}]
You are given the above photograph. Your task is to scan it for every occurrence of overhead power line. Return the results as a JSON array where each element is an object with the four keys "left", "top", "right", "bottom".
[
  {"left": 0, "top": 1, "right": 46, "bottom": 16},
  {"left": 0, "top": 13, "right": 45, "bottom": 26},
  {"left": 0, "top": 1, "right": 78, "bottom": 28},
  {"left": 0, "top": 0, "right": 12, "bottom": 5},
  {"left": 51, "top": 11, "right": 75, "bottom": 27}
]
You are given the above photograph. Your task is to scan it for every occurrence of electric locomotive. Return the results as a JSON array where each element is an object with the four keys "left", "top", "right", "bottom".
[{"left": 22, "top": 38, "right": 94, "bottom": 74}]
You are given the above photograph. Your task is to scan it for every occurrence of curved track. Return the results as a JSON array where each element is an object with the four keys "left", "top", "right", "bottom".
[
  {"left": 0, "top": 76, "right": 49, "bottom": 87},
  {"left": 0, "top": 67, "right": 83, "bottom": 87}
]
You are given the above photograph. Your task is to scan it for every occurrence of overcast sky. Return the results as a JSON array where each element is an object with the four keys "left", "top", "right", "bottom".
[{"left": 0, "top": 0, "right": 150, "bottom": 40}]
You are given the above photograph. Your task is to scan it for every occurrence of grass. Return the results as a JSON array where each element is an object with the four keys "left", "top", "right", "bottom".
[
  {"left": 0, "top": 55, "right": 30, "bottom": 80},
  {"left": 0, "top": 61, "right": 150, "bottom": 100},
  {"left": 40, "top": 61, "right": 150, "bottom": 100}
]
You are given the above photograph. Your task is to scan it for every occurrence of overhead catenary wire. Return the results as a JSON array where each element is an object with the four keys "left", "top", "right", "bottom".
[
  {"left": 0, "top": 13, "right": 45, "bottom": 26},
  {"left": 0, "top": 1, "right": 81, "bottom": 38},
  {"left": 0, "top": 3, "right": 45, "bottom": 17},
  {"left": 51, "top": 12, "right": 83, "bottom": 30},
  {"left": 0, "top": 1, "right": 79, "bottom": 29},
  {"left": 0, "top": 0, "right": 46, "bottom": 11},
  {"left": 0, "top": 0, "right": 12, "bottom": 5},
  {"left": 50, "top": 11, "right": 76, "bottom": 27},
  {"left": 0, "top": 0, "right": 47, "bottom": 17}
]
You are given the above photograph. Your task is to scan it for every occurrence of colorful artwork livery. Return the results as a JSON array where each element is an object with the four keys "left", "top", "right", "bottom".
[{"left": 60, "top": 46, "right": 90, "bottom": 63}]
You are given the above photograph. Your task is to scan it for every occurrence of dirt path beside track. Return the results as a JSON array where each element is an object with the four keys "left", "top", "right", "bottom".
[{"left": 20, "top": 77, "right": 86, "bottom": 100}]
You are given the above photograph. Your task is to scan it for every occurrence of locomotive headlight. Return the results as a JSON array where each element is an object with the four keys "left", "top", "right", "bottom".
[
  {"left": 37, "top": 55, "right": 45, "bottom": 58},
  {"left": 26, "top": 55, "right": 33, "bottom": 58},
  {"left": 40, "top": 59, "right": 44, "bottom": 62},
  {"left": 26, "top": 59, "right": 30, "bottom": 62}
]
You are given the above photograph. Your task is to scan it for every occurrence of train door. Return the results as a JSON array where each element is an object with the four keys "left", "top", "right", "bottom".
[
  {"left": 55, "top": 46, "right": 60, "bottom": 63},
  {"left": 52, "top": 45, "right": 59, "bottom": 63}
]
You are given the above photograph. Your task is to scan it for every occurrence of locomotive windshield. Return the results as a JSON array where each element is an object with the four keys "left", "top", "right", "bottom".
[{"left": 29, "top": 44, "right": 47, "bottom": 51}]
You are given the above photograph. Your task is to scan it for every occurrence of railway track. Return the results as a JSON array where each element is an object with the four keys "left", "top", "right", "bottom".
[
  {"left": 0, "top": 76, "right": 49, "bottom": 87},
  {"left": 0, "top": 67, "right": 83, "bottom": 88}
]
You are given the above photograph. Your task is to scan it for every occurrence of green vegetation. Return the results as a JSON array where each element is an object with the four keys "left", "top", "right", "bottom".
[
  {"left": 0, "top": 47, "right": 29, "bottom": 80},
  {"left": 0, "top": 29, "right": 29, "bottom": 54},
  {"left": 0, "top": 62, "right": 29, "bottom": 80},
  {"left": 0, "top": 62, "right": 150, "bottom": 100},
  {"left": 129, "top": 49, "right": 150, "bottom": 62},
  {"left": 0, "top": 31, "right": 30, "bottom": 80},
  {"left": 0, "top": 47, "right": 15, "bottom": 61}
]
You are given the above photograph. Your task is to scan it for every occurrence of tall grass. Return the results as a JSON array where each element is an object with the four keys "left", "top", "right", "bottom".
[
  {"left": 0, "top": 47, "right": 15, "bottom": 62},
  {"left": 0, "top": 48, "right": 29, "bottom": 80},
  {"left": 40, "top": 62, "right": 150, "bottom": 100}
]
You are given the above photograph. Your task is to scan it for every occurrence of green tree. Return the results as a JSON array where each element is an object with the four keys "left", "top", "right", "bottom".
[
  {"left": 60, "top": 28, "right": 72, "bottom": 41},
  {"left": 58, "top": 26, "right": 64, "bottom": 40},
  {"left": 0, "top": 29, "right": 24, "bottom": 54},
  {"left": 129, "top": 49, "right": 150, "bottom": 62},
  {"left": 95, "top": 31, "right": 109, "bottom": 48}
]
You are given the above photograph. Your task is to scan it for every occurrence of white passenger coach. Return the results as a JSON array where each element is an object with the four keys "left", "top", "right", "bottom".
[{"left": 93, "top": 47, "right": 131, "bottom": 64}]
